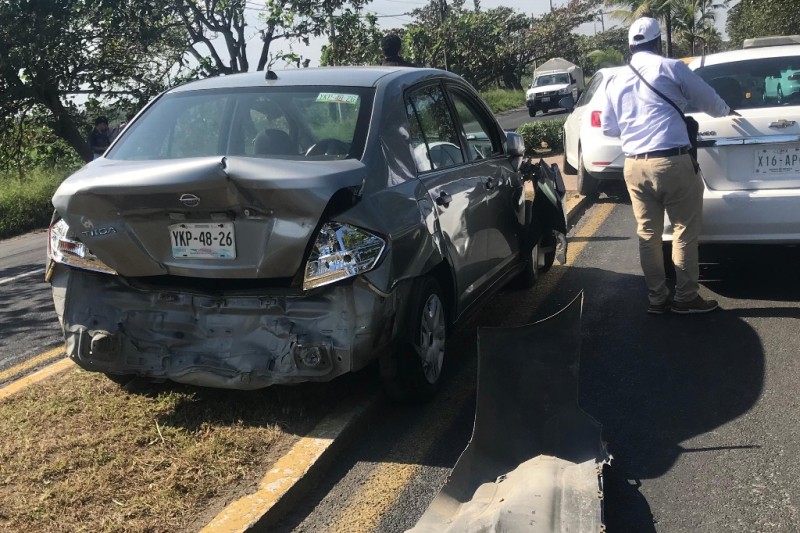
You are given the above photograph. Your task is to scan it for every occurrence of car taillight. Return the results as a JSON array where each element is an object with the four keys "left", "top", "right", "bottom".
[{"left": 590, "top": 111, "right": 602, "bottom": 128}]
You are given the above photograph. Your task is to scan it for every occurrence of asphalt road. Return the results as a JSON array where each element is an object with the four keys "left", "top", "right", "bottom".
[
  {"left": 272, "top": 183, "right": 800, "bottom": 533},
  {"left": 495, "top": 106, "right": 571, "bottom": 131},
  {"left": 0, "top": 231, "right": 62, "bottom": 377}
]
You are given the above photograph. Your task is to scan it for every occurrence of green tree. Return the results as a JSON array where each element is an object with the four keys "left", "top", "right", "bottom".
[
  {"left": 574, "top": 27, "right": 629, "bottom": 74},
  {"left": 400, "top": 0, "right": 598, "bottom": 90},
  {"left": 671, "top": 0, "right": 723, "bottom": 55},
  {"left": 586, "top": 48, "right": 626, "bottom": 69},
  {"left": 604, "top": 0, "right": 680, "bottom": 57},
  {"left": 320, "top": 10, "right": 384, "bottom": 66},
  {"left": 0, "top": 0, "right": 186, "bottom": 162},
  {"left": 727, "top": 0, "right": 800, "bottom": 48},
  {"left": 175, "top": 0, "right": 373, "bottom": 75}
]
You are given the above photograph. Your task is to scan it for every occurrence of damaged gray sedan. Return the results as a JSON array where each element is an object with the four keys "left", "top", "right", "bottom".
[{"left": 47, "top": 67, "right": 564, "bottom": 400}]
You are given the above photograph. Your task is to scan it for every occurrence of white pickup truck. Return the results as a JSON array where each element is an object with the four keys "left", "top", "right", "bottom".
[{"left": 526, "top": 58, "right": 584, "bottom": 117}]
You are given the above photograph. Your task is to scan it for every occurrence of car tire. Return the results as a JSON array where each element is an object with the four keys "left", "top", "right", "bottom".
[
  {"left": 576, "top": 147, "right": 599, "bottom": 196},
  {"left": 562, "top": 134, "right": 577, "bottom": 175},
  {"left": 382, "top": 277, "right": 447, "bottom": 403},
  {"left": 511, "top": 231, "right": 556, "bottom": 289},
  {"left": 662, "top": 242, "right": 676, "bottom": 279},
  {"left": 528, "top": 106, "right": 536, "bottom": 117}
]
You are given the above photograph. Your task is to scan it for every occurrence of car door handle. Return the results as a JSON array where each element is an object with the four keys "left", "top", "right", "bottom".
[{"left": 435, "top": 191, "right": 452, "bottom": 207}]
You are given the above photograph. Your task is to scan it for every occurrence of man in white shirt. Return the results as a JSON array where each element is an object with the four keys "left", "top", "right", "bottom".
[{"left": 601, "top": 17, "right": 739, "bottom": 315}]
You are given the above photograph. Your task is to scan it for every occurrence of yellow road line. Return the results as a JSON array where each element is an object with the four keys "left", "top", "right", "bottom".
[
  {"left": 0, "top": 346, "right": 65, "bottom": 383},
  {"left": 323, "top": 201, "right": 617, "bottom": 532},
  {"left": 201, "top": 396, "right": 377, "bottom": 533},
  {"left": 0, "top": 358, "right": 73, "bottom": 402}
]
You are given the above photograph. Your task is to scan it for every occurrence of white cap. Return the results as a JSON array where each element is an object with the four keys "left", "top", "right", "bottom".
[{"left": 628, "top": 17, "right": 661, "bottom": 45}]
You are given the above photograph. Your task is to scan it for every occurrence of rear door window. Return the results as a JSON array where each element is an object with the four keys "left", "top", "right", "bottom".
[{"left": 406, "top": 84, "right": 465, "bottom": 173}]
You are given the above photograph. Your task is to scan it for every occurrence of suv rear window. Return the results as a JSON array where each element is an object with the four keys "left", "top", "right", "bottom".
[
  {"left": 108, "top": 86, "right": 374, "bottom": 161},
  {"left": 691, "top": 56, "right": 800, "bottom": 111}
]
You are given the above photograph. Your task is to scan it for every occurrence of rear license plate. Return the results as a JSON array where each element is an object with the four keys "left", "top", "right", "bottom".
[
  {"left": 754, "top": 147, "right": 800, "bottom": 176},
  {"left": 541, "top": 97, "right": 550, "bottom": 103},
  {"left": 169, "top": 222, "right": 236, "bottom": 259}
]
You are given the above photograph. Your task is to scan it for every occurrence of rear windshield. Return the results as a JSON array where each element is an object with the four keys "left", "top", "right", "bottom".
[
  {"left": 107, "top": 86, "right": 374, "bottom": 161},
  {"left": 690, "top": 55, "right": 800, "bottom": 111}
]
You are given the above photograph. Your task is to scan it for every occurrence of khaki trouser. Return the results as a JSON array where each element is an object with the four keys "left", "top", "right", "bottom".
[{"left": 623, "top": 153, "right": 704, "bottom": 305}]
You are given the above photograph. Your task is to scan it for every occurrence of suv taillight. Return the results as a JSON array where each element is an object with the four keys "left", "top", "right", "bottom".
[{"left": 590, "top": 111, "right": 602, "bottom": 128}]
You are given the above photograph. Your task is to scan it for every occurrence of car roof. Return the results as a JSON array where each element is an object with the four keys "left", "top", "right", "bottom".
[
  {"left": 688, "top": 45, "right": 800, "bottom": 69},
  {"left": 168, "top": 67, "right": 461, "bottom": 93}
]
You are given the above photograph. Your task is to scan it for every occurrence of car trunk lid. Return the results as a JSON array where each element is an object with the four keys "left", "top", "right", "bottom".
[
  {"left": 52, "top": 156, "right": 366, "bottom": 278},
  {"left": 694, "top": 106, "right": 800, "bottom": 191}
]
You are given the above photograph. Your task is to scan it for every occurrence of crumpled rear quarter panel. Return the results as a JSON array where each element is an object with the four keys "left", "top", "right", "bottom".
[{"left": 51, "top": 265, "right": 404, "bottom": 389}]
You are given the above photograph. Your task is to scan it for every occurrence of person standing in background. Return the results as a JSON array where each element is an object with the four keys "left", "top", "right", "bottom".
[
  {"left": 601, "top": 17, "right": 739, "bottom": 315},
  {"left": 88, "top": 117, "right": 111, "bottom": 160},
  {"left": 381, "top": 34, "right": 416, "bottom": 67}
]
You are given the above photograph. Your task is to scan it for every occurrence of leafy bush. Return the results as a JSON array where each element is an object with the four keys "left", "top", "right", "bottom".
[
  {"left": 0, "top": 167, "right": 75, "bottom": 239},
  {"left": 517, "top": 118, "right": 566, "bottom": 155},
  {"left": 480, "top": 89, "right": 526, "bottom": 114}
]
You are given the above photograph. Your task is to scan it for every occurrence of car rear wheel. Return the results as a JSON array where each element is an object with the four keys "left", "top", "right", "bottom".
[
  {"left": 576, "top": 147, "right": 599, "bottom": 196},
  {"left": 382, "top": 277, "right": 447, "bottom": 402}
]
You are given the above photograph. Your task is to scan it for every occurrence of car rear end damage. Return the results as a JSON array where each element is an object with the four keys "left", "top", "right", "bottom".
[{"left": 50, "top": 264, "right": 408, "bottom": 389}]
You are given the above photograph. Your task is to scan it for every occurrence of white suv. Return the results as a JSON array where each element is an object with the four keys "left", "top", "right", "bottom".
[{"left": 668, "top": 40, "right": 800, "bottom": 248}]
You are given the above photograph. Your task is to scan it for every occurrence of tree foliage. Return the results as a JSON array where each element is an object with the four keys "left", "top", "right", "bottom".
[
  {"left": 727, "top": 0, "right": 800, "bottom": 48},
  {"left": 390, "top": 0, "right": 599, "bottom": 91},
  {"left": 175, "top": 0, "right": 373, "bottom": 75},
  {"left": 0, "top": 0, "right": 186, "bottom": 162},
  {"left": 320, "top": 10, "right": 384, "bottom": 66}
]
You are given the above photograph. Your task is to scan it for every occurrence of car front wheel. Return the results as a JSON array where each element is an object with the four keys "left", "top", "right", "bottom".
[
  {"left": 382, "top": 277, "right": 447, "bottom": 402},
  {"left": 512, "top": 232, "right": 557, "bottom": 289},
  {"left": 528, "top": 106, "right": 537, "bottom": 117}
]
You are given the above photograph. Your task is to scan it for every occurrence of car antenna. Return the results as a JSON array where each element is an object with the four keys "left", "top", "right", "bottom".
[{"left": 265, "top": 70, "right": 278, "bottom": 81}]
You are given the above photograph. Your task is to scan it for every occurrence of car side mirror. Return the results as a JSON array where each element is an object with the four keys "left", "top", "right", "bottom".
[
  {"left": 559, "top": 96, "right": 575, "bottom": 112},
  {"left": 506, "top": 131, "right": 525, "bottom": 171}
]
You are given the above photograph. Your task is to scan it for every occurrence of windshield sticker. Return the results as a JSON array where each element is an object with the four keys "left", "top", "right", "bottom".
[{"left": 316, "top": 93, "right": 360, "bottom": 105}]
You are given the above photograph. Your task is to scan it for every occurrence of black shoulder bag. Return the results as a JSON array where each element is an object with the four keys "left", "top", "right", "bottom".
[{"left": 628, "top": 63, "right": 700, "bottom": 168}]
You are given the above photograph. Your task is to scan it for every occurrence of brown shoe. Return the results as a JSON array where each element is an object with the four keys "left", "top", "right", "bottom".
[
  {"left": 671, "top": 295, "right": 719, "bottom": 314},
  {"left": 647, "top": 299, "right": 672, "bottom": 315}
]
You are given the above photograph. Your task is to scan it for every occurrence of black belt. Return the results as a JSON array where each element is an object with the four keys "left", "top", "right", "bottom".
[{"left": 629, "top": 147, "right": 689, "bottom": 159}]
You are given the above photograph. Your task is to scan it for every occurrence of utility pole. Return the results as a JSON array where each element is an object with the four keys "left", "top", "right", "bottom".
[{"left": 328, "top": 8, "right": 336, "bottom": 66}]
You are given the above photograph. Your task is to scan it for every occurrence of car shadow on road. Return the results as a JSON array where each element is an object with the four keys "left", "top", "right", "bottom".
[{"left": 538, "top": 265, "right": 765, "bottom": 532}]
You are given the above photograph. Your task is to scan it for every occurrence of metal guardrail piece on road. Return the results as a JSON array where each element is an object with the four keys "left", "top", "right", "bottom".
[{"left": 408, "top": 292, "right": 610, "bottom": 533}]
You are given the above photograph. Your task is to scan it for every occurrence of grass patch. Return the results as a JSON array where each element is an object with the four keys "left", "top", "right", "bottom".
[
  {"left": 480, "top": 89, "right": 526, "bottom": 114},
  {"left": 0, "top": 367, "right": 341, "bottom": 532},
  {"left": 0, "top": 167, "right": 77, "bottom": 239}
]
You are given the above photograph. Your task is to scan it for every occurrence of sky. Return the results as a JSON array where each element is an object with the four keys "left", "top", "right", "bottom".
[{"left": 250, "top": 0, "right": 731, "bottom": 68}]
